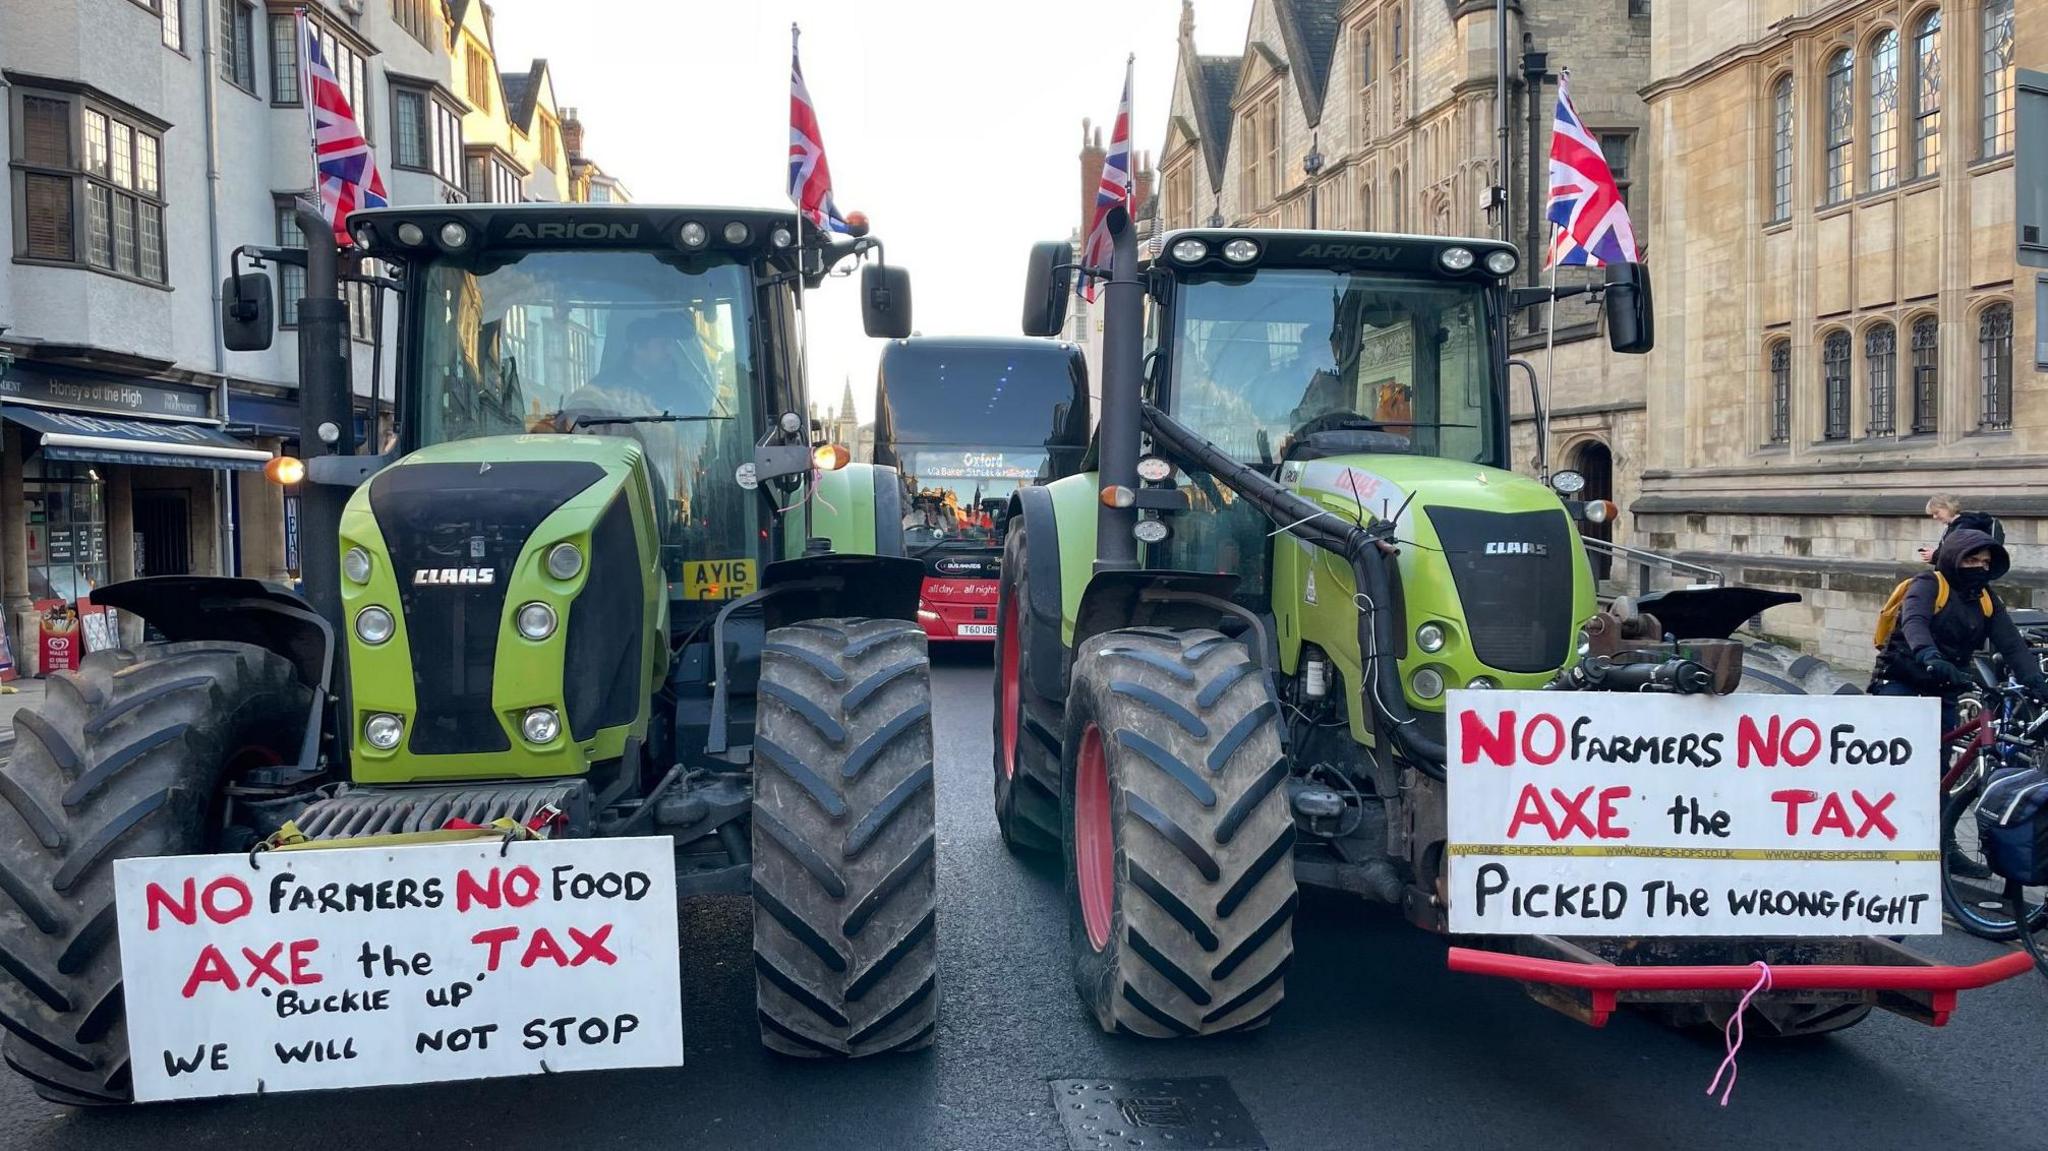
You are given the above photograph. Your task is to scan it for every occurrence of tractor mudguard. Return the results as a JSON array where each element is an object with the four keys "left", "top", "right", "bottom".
[
  {"left": 1011, "top": 485, "right": 1068, "bottom": 703},
  {"left": 760, "top": 553, "right": 924, "bottom": 628},
  {"left": 1072, "top": 570, "right": 1271, "bottom": 666},
  {"left": 89, "top": 575, "right": 334, "bottom": 691},
  {"left": 1632, "top": 585, "right": 1802, "bottom": 641}
]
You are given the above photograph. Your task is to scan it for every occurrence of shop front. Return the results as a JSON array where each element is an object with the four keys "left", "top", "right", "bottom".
[{"left": 0, "top": 363, "right": 271, "bottom": 674}]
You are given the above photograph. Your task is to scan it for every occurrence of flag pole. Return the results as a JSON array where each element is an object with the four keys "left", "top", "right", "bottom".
[
  {"left": 1542, "top": 226, "right": 1559, "bottom": 477},
  {"left": 297, "top": 8, "right": 317, "bottom": 217}
]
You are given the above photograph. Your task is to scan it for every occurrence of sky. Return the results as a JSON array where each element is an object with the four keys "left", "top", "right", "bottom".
[{"left": 483, "top": 0, "right": 1256, "bottom": 423}]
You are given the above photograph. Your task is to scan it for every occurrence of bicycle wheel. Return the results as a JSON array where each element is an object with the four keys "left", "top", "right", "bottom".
[{"left": 1941, "top": 779, "right": 2048, "bottom": 940}]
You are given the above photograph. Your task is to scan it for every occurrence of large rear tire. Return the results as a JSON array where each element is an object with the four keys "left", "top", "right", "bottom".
[
  {"left": 752, "top": 618, "right": 938, "bottom": 1058},
  {"left": 992, "top": 523, "right": 1060, "bottom": 854},
  {"left": 0, "top": 641, "right": 311, "bottom": 1105},
  {"left": 1061, "top": 628, "right": 1295, "bottom": 1037},
  {"left": 1739, "top": 641, "right": 1863, "bottom": 696}
]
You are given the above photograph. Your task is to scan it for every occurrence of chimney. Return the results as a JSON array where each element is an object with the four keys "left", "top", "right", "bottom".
[
  {"left": 560, "top": 106, "right": 584, "bottom": 161},
  {"left": 1080, "top": 117, "right": 1106, "bottom": 239}
]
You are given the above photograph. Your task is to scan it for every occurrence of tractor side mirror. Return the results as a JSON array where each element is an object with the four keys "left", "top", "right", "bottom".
[
  {"left": 862, "top": 263, "right": 913, "bottom": 339},
  {"left": 1022, "top": 240, "right": 1072, "bottom": 337},
  {"left": 222, "top": 271, "right": 275, "bottom": 351},
  {"left": 1604, "top": 261, "right": 1654, "bottom": 354}
]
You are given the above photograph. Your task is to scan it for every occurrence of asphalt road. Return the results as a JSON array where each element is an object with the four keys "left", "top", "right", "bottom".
[{"left": 6, "top": 649, "right": 2048, "bottom": 1150}]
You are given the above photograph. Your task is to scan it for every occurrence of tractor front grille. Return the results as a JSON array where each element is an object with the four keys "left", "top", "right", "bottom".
[
  {"left": 1426, "top": 506, "right": 1576, "bottom": 673},
  {"left": 369, "top": 460, "right": 607, "bottom": 755}
]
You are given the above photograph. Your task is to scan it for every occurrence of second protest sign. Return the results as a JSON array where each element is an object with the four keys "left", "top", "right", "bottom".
[{"left": 1445, "top": 689, "right": 1942, "bottom": 937}]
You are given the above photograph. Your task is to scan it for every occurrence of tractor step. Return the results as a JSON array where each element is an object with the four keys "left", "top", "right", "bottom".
[{"left": 292, "top": 781, "right": 592, "bottom": 840}]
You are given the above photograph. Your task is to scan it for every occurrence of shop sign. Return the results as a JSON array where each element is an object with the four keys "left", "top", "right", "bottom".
[{"left": 1, "top": 368, "right": 213, "bottom": 421}]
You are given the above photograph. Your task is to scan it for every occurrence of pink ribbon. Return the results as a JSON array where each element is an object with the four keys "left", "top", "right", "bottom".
[{"left": 1705, "top": 961, "right": 1773, "bottom": 1106}]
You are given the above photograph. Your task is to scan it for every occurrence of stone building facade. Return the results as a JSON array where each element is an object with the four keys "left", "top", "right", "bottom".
[
  {"left": 1152, "top": 0, "right": 1655, "bottom": 546},
  {"left": 1640, "top": 0, "right": 2046, "bottom": 669}
]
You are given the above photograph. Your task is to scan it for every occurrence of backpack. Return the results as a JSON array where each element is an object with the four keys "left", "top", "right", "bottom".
[
  {"left": 1872, "top": 572, "right": 1992, "bottom": 650},
  {"left": 1975, "top": 766, "right": 2048, "bottom": 886}
]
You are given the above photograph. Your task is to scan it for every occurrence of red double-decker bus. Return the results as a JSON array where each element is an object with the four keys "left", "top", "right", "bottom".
[{"left": 873, "top": 337, "right": 1090, "bottom": 643}]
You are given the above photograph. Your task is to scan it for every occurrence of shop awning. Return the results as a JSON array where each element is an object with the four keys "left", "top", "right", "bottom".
[{"left": 2, "top": 406, "right": 273, "bottom": 471}]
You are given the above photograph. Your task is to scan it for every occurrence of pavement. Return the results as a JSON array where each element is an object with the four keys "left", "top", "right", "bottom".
[
  {"left": 0, "top": 675, "right": 42, "bottom": 753},
  {"left": 4, "top": 649, "right": 2047, "bottom": 1150}
]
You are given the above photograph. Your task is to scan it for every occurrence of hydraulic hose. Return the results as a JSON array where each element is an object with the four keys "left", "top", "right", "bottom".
[{"left": 1140, "top": 406, "right": 1448, "bottom": 775}]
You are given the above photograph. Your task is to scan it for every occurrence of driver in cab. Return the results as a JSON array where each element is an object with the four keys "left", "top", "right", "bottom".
[{"left": 549, "top": 314, "right": 719, "bottom": 431}]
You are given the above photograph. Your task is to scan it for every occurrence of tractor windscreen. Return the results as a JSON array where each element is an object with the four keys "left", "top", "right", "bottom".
[
  {"left": 1169, "top": 268, "right": 1499, "bottom": 467},
  {"left": 412, "top": 249, "right": 757, "bottom": 594},
  {"left": 875, "top": 344, "right": 1081, "bottom": 552}
]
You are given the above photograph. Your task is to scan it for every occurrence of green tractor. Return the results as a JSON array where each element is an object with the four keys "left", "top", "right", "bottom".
[
  {"left": 994, "top": 208, "right": 2015, "bottom": 1040},
  {"left": 0, "top": 202, "right": 938, "bottom": 1104}
]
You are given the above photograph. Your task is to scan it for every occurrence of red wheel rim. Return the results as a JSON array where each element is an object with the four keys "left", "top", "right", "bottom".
[
  {"left": 1075, "top": 722, "right": 1114, "bottom": 951},
  {"left": 999, "top": 589, "right": 1022, "bottom": 780}
]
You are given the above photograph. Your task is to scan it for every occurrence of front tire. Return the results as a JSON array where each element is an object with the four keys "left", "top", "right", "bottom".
[
  {"left": 1061, "top": 628, "right": 1296, "bottom": 1037},
  {"left": 0, "top": 642, "right": 311, "bottom": 1105},
  {"left": 752, "top": 618, "right": 938, "bottom": 1058}
]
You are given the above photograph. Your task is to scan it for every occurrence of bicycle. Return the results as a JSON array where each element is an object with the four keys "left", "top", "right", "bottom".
[{"left": 1939, "top": 669, "right": 2048, "bottom": 939}]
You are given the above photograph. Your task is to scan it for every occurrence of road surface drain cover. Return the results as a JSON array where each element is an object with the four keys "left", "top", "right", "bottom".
[{"left": 1049, "top": 1077, "right": 1266, "bottom": 1150}]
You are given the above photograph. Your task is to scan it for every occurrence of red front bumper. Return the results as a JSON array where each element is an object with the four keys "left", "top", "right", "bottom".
[
  {"left": 917, "top": 578, "right": 1000, "bottom": 642},
  {"left": 1448, "top": 941, "right": 2034, "bottom": 1027}
]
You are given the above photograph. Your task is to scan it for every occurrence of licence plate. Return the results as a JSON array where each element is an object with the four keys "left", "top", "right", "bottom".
[{"left": 956, "top": 624, "right": 997, "bottom": 637}]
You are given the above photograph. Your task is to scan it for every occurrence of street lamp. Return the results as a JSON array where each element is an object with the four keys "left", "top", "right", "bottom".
[{"left": 1303, "top": 145, "right": 1326, "bottom": 229}]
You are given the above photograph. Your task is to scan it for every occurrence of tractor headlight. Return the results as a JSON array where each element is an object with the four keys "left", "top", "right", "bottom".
[
  {"left": 1133, "top": 518, "right": 1171, "bottom": 544},
  {"left": 678, "top": 221, "right": 708, "bottom": 248},
  {"left": 1484, "top": 250, "right": 1519, "bottom": 276},
  {"left": 522, "top": 707, "right": 561, "bottom": 744},
  {"left": 1415, "top": 622, "right": 1447, "bottom": 653},
  {"left": 723, "top": 221, "right": 751, "bottom": 246},
  {"left": 546, "top": 542, "right": 584, "bottom": 580},
  {"left": 343, "top": 547, "right": 372, "bottom": 584},
  {"left": 1439, "top": 246, "right": 1476, "bottom": 272},
  {"left": 364, "top": 713, "right": 404, "bottom": 750},
  {"left": 771, "top": 226, "right": 794, "bottom": 249},
  {"left": 1412, "top": 666, "right": 1446, "bottom": 700},
  {"left": 1170, "top": 238, "right": 1209, "bottom": 264},
  {"left": 1467, "top": 676, "right": 1499, "bottom": 690},
  {"left": 1136, "top": 456, "right": 1174, "bottom": 483},
  {"left": 355, "top": 606, "right": 395, "bottom": 645},
  {"left": 1222, "top": 238, "right": 1260, "bottom": 263},
  {"left": 396, "top": 222, "right": 426, "bottom": 247},
  {"left": 437, "top": 222, "right": 470, "bottom": 249},
  {"left": 516, "top": 602, "right": 557, "bottom": 640}
]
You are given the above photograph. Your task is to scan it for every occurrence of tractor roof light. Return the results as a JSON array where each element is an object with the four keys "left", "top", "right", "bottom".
[
  {"left": 343, "top": 546, "right": 373, "bottom": 584},
  {"left": 396, "top": 222, "right": 427, "bottom": 247},
  {"left": 437, "top": 221, "right": 470, "bottom": 250},
  {"left": 1100, "top": 485, "right": 1136, "bottom": 509},
  {"left": 351, "top": 223, "right": 375, "bottom": 248},
  {"left": 355, "top": 606, "right": 395, "bottom": 646},
  {"left": 723, "top": 221, "right": 752, "bottom": 246},
  {"left": 1170, "top": 238, "right": 1209, "bottom": 264},
  {"left": 1485, "top": 250, "right": 1519, "bottom": 276},
  {"left": 516, "top": 602, "right": 557, "bottom": 641},
  {"left": 364, "top": 713, "right": 404, "bottom": 750},
  {"left": 546, "top": 542, "right": 584, "bottom": 581},
  {"left": 1134, "top": 518, "right": 1171, "bottom": 544},
  {"left": 813, "top": 443, "right": 850, "bottom": 472},
  {"left": 1222, "top": 238, "right": 1260, "bottom": 263},
  {"left": 522, "top": 707, "right": 561, "bottom": 745},
  {"left": 263, "top": 455, "right": 306, "bottom": 486},
  {"left": 678, "top": 221, "right": 709, "bottom": 249},
  {"left": 1439, "top": 246, "right": 1476, "bottom": 272}
]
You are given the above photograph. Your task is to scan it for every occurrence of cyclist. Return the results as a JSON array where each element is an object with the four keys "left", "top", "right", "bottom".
[{"left": 1874, "top": 528, "right": 2048, "bottom": 727}]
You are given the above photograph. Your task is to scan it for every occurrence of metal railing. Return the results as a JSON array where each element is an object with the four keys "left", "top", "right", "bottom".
[{"left": 1581, "top": 537, "right": 1725, "bottom": 598}]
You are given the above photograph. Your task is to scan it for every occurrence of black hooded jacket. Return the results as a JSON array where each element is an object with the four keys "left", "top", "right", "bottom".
[{"left": 1880, "top": 527, "right": 2048, "bottom": 692}]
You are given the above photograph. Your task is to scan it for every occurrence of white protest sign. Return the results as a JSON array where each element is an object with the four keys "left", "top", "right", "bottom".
[
  {"left": 1446, "top": 690, "right": 1942, "bottom": 937},
  {"left": 115, "top": 836, "right": 682, "bottom": 1102}
]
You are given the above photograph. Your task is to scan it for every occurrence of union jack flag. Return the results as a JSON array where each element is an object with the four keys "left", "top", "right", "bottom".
[
  {"left": 789, "top": 26, "right": 848, "bottom": 234},
  {"left": 1545, "top": 71, "right": 1637, "bottom": 269},
  {"left": 305, "top": 14, "right": 386, "bottom": 248},
  {"left": 1080, "top": 58, "right": 1136, "bottom": 302}
]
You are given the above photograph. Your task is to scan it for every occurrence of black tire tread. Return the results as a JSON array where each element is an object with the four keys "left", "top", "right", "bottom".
[
  {"left": 1065, "top": 628, "right": 1296, "bottom": 1039},
  {"left": 753, "top": 618, "right": 938, "bottom": 1059},
  {"left": 0, "top": 641, "right": 311, "bottom": 1105},
  {"left": 991, "top": 523, "right": 1061, "bottom": 853}
]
